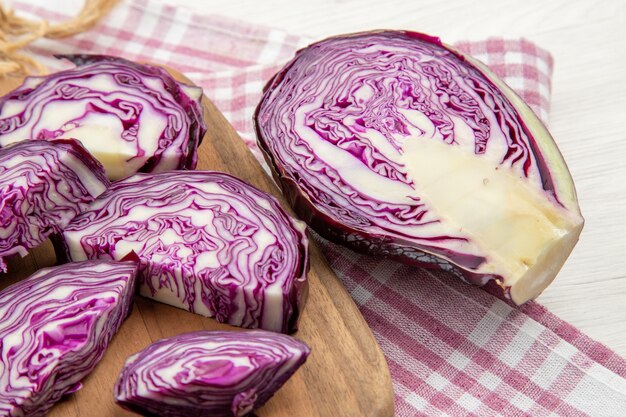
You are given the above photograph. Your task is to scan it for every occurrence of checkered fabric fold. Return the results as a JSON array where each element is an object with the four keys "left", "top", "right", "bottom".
[{"left": 14, "top": 0, "right": 626, "bottom": 415}]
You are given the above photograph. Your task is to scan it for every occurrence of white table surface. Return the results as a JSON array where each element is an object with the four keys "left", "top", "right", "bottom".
[{"left": 165, "top": 0, "right": 626, "bottom": 358}]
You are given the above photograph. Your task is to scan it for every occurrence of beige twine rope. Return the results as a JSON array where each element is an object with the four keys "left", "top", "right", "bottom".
[{"left": 0, "top": 0, "right": 119, "bottom": 77}]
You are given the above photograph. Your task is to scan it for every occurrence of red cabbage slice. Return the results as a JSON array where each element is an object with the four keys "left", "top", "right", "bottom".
[
  {"left": 255, "top": 30, "right": 584, "bottom": 304},
  {"left": 114, "top": 330, "right": 310, "bottom": 417},
  {"left": 59, "top": 171, "right": 309, "bottom": 333},
  {"left": 0, "top": 260, "right": 138, "bottom": 417},
  {"left": 0, "top": 139, "right": 109, "bottom": 272},
  {"left": 0, "top": 55, "right": 207, "bottom": 180}
]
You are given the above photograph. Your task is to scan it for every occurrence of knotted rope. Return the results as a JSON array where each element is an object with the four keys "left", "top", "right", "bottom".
[{"left": 0, "top": 0, "right": 118, "bottom": 76}]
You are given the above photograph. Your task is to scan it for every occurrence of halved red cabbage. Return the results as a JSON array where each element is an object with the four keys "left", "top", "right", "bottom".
[
  {"left": 0, "top": 55, "right": 206, "bottom": 180},
  {"left": 0, "top": 139, "right": 109, "bottom": 272},
  {"left": 255, "top": 30, "right": 584, "bottom": 304},
  {"left": 0, "top": 260, "right": 138, "bottom": 417},
  {"left": 114, "top": 330, "right": 310, "bottom": 417},
  {"left": 59, "top": 171, "right": 309, "bottom": 333}
]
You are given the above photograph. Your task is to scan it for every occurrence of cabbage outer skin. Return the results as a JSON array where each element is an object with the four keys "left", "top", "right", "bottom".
[
  {"left": 254, "top": 30, "right": 584, "bottom": 304},
  {"left": 114, "top": 330, "right": 310, "bottom": 417},
  {"left": 0, "top": 139, "right": 109, "bottom": 272},
  {"left": 0, "top": 55, "right": 207, "bottom": 181},
  {"left": 60, "top": 171, "right": 309, "bottom": 333},
  {"left": 0, "top": 260, "right": 138, "bottom": 417}
]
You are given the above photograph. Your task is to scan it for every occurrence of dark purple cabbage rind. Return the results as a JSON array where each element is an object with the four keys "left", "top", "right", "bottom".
[
  {"left": 0, "top": 260, "right": 138, "bottom": 417},
  {"left": 0, "top": 139, "right": 109, "bottom": 272},
  {"left": 114, "top": 330, "right": 310, "bottom": 417}
]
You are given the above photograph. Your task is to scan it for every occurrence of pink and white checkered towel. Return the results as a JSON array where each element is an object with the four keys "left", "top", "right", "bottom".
[{"left": 14, "top": 0, "right": 626, "bottom": 415}]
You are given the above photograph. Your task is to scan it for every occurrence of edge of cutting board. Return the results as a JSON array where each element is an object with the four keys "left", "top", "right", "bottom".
[{"left": 0, "top": 70, "right": 394, "bottom": 417}]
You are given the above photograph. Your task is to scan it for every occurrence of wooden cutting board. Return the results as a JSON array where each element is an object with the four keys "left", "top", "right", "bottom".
[{"left": 0, "top": 72, "right": 394, "bottom": 417}]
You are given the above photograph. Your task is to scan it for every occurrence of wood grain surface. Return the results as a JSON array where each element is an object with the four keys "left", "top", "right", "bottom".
[{"left": 0, "top": 74, "right": 394, "bottom": 417}]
